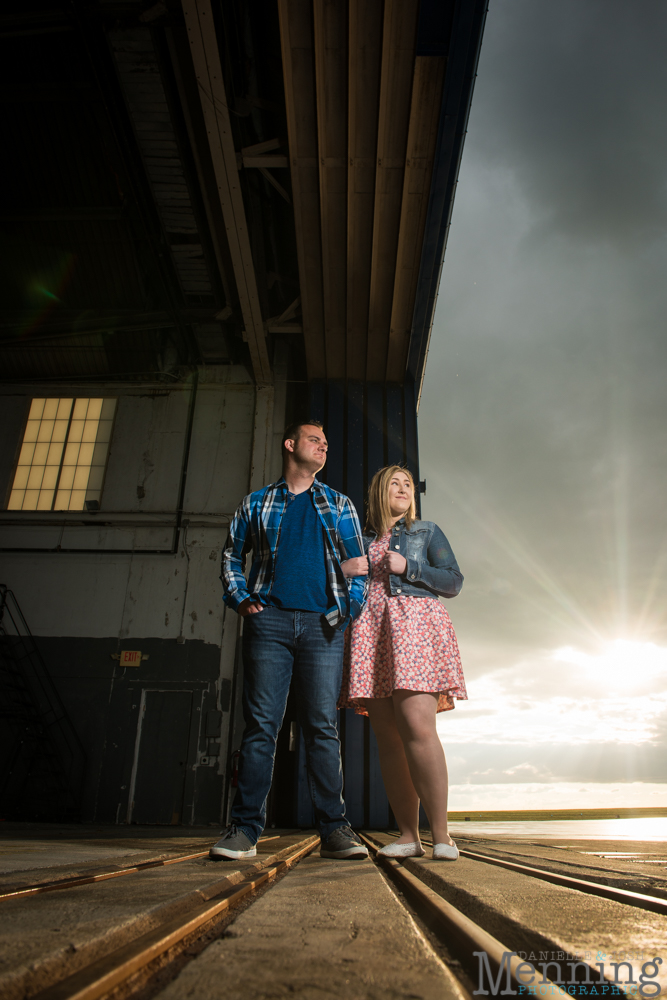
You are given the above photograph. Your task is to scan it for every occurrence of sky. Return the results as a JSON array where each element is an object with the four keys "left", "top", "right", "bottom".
[{"left": 419, "top": 0, "right": 667, "bottom": 811}]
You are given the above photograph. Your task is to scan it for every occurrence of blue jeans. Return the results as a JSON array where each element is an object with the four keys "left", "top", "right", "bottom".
[{"left": 231, "top": 606, "right": 347, "bottom": 843}]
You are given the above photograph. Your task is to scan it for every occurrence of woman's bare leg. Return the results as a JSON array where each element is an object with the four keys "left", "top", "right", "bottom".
[
  {"left": 392, "top": 691, "right": 453, "bottom": 845},
  {"left": 363, "top": 698, "right": 421, "bottom": 844}
]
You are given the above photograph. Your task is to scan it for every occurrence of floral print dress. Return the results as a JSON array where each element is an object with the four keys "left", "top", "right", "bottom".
[{"left": 339, "top": 530, "right": 467, "bottom": 715}]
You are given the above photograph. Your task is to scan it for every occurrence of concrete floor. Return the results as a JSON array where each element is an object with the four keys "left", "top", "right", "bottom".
[
  {"left": 156, "top": 855, "right": 466, "bottom": 1000},
  {"left": 420, "top": 851, "right": 667, "bottom": 992},
  {"left": 421, "top": 831, "right": 667, "bottom": 997},
  {"left": 0, "top": 824, "right": 292, "bottom": 1000},
  {"left": 0, "top": 824, "right": 221, "bottom": 884},
  {"left": 2, "top": 824, "right": 667, "bottom": 1000},
  {"left": 455, "top": 833, "right": 667, "bottom": 884},
  {"left": 0, "top": 839, "right": 149, "bottom": 874}
]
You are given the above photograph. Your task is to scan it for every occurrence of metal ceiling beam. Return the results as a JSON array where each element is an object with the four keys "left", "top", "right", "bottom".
[
  {"left": 181, "top": 0, "right": 272, "bottom": 385},
  {"left": 108, "top": 27, "right": 216, "bottom": 304},
  {"left": 69, "top": 6, "right": 198, "bottom": 367},
  {"left": 277, "top": 0, "right": 326, "bottom": 381},
  {"left": 0, "top": 309, "right": 219, "bottom": 340},
  {"left": 346, "top": 0, "right": 383, "bottom": 382},
  {"left": 164, "top": 26, "right": 236, "bottom": 313},
  {"left": 366, "top": 0, "right": 420, "bottom": 381},
  {"left": 386, "top": 55, "right": 445, "bottom": 382},
  {"left": 313, "top": 0, "right": 348, "bottom": 381}
]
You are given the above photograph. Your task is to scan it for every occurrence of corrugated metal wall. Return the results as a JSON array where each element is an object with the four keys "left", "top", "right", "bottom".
[
  {"left": 291, "top": 379, "right": 423, "bottom": 829},
  {"left": 308, "top": 380, "right": 421, "bottom": 519}
]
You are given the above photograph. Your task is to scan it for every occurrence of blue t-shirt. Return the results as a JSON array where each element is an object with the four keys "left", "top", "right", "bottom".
[{"left": 268, "top": 489, "right": 330, "bottom": 613}]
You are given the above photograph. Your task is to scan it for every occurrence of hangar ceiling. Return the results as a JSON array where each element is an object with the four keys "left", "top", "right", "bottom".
[{"left": 0, "top": 0, "right": 486, "bottom": 396}]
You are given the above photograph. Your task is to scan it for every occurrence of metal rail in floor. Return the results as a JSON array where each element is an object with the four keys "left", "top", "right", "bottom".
[
  {"left": 411, "top": 834, "right": 667, "bottom": 916},
  {"left": 5, "top": 830, "right": 666, "bottom": 1000},
  {"left": 28, "top": 835, "right": 320, "bottom": 1000},
  {"left": 0, "top": 836, "right": 282, "bottom": 901}
]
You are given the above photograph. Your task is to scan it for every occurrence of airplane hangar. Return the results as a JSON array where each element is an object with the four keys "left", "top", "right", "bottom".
[{"left": 0, "top": 0, "right": 486, "bottom": 828}]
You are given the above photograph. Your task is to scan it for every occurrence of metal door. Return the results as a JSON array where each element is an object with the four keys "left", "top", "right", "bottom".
[{"left": 129, "top": 690, "right": 192, "bottom": 825}]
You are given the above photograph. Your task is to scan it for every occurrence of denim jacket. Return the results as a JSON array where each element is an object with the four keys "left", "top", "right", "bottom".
[{"left": 363, "top": 519, "right": 463, "bottom": 599}]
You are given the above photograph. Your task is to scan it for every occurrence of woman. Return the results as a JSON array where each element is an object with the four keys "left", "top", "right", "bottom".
[{"left": 340, "top": 466, "right": 466, "bottom": 859}]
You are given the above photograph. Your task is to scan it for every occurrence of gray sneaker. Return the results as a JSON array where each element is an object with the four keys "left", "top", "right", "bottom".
[
  {"left": 320, "top": 827, "right": 369, "bottom": 859},
  {"left": 209, "top": 825, "right": 257, "bottom": 860}
]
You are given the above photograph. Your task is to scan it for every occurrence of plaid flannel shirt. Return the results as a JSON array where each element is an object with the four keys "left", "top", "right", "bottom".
[{"left": 221, "top": 477, "right": 369, "bottom": 629}]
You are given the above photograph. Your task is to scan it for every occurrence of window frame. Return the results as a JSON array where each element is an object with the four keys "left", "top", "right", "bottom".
[{"left": 7, "top": 396, "right": 117, "bottom": 513}]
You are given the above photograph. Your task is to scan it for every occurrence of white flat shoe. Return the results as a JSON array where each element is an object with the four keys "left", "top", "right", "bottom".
[
  {"left": 432, "top": 841, "right": 459, "bottom": 861},
  {"left": 378, "top": 841, "right": 425, "bottom": 858}
]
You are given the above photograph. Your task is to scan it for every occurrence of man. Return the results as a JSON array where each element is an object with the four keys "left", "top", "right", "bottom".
[{"left": 211, "top": 421, "right": 369, "bottom": 860}]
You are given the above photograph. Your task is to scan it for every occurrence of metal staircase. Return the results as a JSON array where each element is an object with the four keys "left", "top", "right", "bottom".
[{"left": 0, "top": 585, "right": 86, "bottom": 821}]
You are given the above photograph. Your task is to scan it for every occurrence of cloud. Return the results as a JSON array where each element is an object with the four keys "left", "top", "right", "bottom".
[
  {"left": 447, "top": 782, "right": 667, "bottom": 813},
  {"left": 469, "top": 0, "right": 667, "bottom": 245},
  {"left": 420, "top": 2, "right": 667, "bottom": 808},
  {"left": 503, "top": 763, "right": 546, "bottom": 777},
  {"left": 439, "top": 639, "right": 667, "bottom": 749},
  {"left": 465, "top": 761, "right": 554, "bottom": 784},
  {"left": 438, "top": 737, "right": 667, "bottom": 787}
]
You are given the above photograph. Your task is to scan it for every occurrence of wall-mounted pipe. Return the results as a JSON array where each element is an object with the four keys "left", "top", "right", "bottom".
[{"left": 171, "top": 367, "right": 199, "bottom": 555}]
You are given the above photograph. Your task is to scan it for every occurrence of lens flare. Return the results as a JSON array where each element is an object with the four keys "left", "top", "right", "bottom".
[
  {"left": 34, "top": 285, "right": 61, "bottom": 302},
  {"left": 18, "top": 252, "right": 77, "bottom": 337}
]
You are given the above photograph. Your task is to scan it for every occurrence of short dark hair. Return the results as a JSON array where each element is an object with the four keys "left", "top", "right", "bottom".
[{"left": 282, "top": 419, "right": 324, "bottom": 457}]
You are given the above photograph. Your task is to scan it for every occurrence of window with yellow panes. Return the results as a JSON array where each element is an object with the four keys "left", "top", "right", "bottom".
[{"left": 8, "top": 397, "right": 117, "bottom": 511}]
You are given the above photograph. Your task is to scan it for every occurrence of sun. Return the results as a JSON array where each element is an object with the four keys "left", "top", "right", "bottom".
[{"left": 553, "top": 639, "right": 667, "bottom": 691}]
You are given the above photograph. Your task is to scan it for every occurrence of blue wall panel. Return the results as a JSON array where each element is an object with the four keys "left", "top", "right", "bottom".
[
  {"left": 385, "top": 383, "right": 404, "bottom": 467},
  {"left": 288, "top": 380, "right": 419, "bottom": 830},
  {"left": 367, "top": 724, "right": 390, "bottom": 827},
  {"left": 308, "top": 381, "right": 326, "bottom": 425},
  {"left": 366, "top": 383, "right": 385, "bottom": 482},
  {"left": 326, "top": 381, "right": 346, "bottom": 493},
  {"left": 346, "top": 381, "right": 365, "bottom": 520},
  {"left": 343, "top": 708, "right": 365, "bottom": 827}
]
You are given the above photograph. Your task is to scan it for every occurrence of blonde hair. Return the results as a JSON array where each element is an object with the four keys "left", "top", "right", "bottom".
[{"left": 366, "top": 466, "right": 416, "bottom": 538}]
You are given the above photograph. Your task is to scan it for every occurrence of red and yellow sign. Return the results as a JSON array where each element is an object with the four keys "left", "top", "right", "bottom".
[{"left": 119, "top": 650, "right": 142, "bottom": 667}]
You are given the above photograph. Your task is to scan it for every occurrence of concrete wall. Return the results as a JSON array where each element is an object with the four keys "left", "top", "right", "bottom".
[{"left": 0, "top": 366, "right": 283, "bottom": 825}]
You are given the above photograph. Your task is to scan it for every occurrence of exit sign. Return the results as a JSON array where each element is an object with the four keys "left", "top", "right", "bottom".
[{"left": 120, "top": 650, "right": 142, "bottom": 667}]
